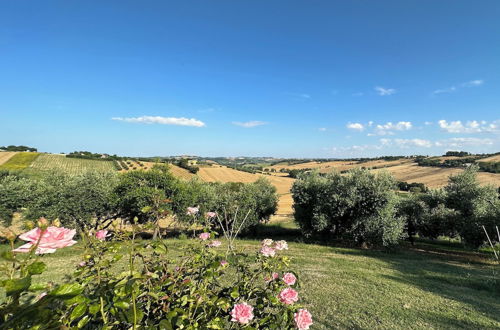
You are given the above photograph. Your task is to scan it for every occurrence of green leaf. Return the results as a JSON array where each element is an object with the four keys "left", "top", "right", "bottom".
[
  {"left": 159, "top": 319, "right": 173, "bottom": 330},
  {"left": 115, "top": 301, "right": 130, "bottom": 309},
  {"left": 70, "top": 303, "right": 87, "bottom": 321},
  {"left": 2, "top": 277, "right": 31, "bottom": 296},
  {"left": 27, "top": 261, "right": 47, "bottom": 275},
  {"left": 77, "top": 315, "right": 90, "bottom": 328},
  {"left": 49, "top": 283, "right": 83, "bottom": 298},
  {"left": 230, "top": 287, "right": 239, "bottom": 299},
  {"left": 0, "top": 251, "right": 15, "bottom": 261},
  {"left": 89, "top": 303, "right": 100, "bottom": 315}
]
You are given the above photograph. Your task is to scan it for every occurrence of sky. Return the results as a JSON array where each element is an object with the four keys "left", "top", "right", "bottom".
[{"left": 1, "top": 1, "right": 499, "bottom": 158}]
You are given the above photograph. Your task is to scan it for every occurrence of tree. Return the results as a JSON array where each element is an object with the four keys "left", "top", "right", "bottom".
[{"left": 292, "top": 169, "right": 405, "bottom": 247}]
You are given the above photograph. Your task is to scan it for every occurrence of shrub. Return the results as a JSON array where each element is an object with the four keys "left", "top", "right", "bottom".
[
  {"left": 292, "top": 169, "right": 405, "bottom": 247},
  {"left": 0, "top": 222, "right": 311, "bottom": 329}
]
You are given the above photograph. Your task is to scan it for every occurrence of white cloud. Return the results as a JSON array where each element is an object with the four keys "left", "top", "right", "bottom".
[
  {"left": 346, "top": 123, "right": 365, "bottom": 131},
  {"left": 432, "top": 79, "right": 484, "bottom": 95},
  {"left": 111, "top": 116, "right": 205, "bottom": 127},
  {"left": 318, "top": 127, "right": 327, "bottom": 132},
  {"left": 424, "top": 121, "right": 433, "bottom": 126},
  {"left": 438, "top": 119, "right": 499, "bottom": 134},
  {"left": 232, "top": 121, "right": 268, "bottom": 128},
  {"left": 374, "top": 86, "right": 396, "bottom": 96},
  {"left": 371, "top": 121, "right": 412, "bottom": 136}
]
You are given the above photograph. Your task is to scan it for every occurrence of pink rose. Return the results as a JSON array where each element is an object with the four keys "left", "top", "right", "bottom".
[
  {"left": 208, "top": 240, "right": 221, "bottom": 247},
  {"left": 282, "top": 272, "right": 297, "bottom": 286},
  {"left": 278, "top": 287, "right": 299, "bottom": 305},
  {"left": 198, "top": 232, "right": 210, "bottom": 241},
  {"left": 294, "top": 309, "right": 313, "bottom": 330},
  {"left": 205, "top": 211, "right": 217, "bottom": 219},
  {"left": 230, "top": 303, "right": 254, "bottom": 324},
  {"left": 265, "top": 272, "right": 279, "bottom": 283},
  {"left": 275, "top": 240, "right": 288, "bottom": 251},
  {"left": 187, "top": 207, "right": 199, "bottom": 215},
  {"left": 13, "top": 226, "right": 77, "bottom": 254},
  {"left": 78, "top": 261, "right": 87, "bottom": 267},
  {"left": 220, "top": 260, "right": 228, "bottom": 267},
  {"left": 95, "top": 230, "right": 108, "bottom": 241},
  {"left": 261, "top": 238, "right": 273, "bottom": 246},
  {"left": 260, "top": 246, "right": 276, "bottom": 257}
]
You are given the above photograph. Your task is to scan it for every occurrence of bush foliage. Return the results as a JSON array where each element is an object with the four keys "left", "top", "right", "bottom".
[{"left": 292, "top": 168, "right": 405, "bottom": 247}]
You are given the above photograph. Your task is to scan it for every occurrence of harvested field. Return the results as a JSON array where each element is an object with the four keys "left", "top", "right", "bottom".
[
  {"left": 0, "top": 152, "right": 17, "bottom": 165},
  {"left": 28, "top": 154, "right": 115, "bottom": 174},
  {"left": 373, "top": 163, "right": 500, "bottom": 188},
  {"left": 267, "top": 158, "right": 412, "bottom": 172},
  {"left": 478, "top": 155, "right": 500, "bottom": 162},
  {"left": 197, "top": 166, "right": 295, "bottom": 218}
]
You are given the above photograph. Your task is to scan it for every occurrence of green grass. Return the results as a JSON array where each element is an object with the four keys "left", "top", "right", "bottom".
[
  {"left": 26, "top": 154, "right": 116, "bottom": 174},
  {"left": 0, "top": 152, "right": 40, "bottom": 170},
  {"left": 2, "top": 222, "right": 499, "bottom": 329}
]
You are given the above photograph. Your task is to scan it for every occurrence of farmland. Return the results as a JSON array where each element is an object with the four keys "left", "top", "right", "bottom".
[
  {"left": 28, "top": 154, "right": 116, "bottom": 174},
  {"left": 0, "top": 152, "right": 40, "bottom": 170},
  {"left": 0, "top": 152, "right": 17, "bottom": 165}
]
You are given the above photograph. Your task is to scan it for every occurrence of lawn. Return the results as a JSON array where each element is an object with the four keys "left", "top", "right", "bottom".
[
  {"left": 2, "top": 221, "right": 499, "bottom": 329},
  {"left": 0, "top": 152, "right": 40, "bottom": 170}
]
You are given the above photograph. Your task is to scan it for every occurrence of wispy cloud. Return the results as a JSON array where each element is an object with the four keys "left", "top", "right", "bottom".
[
  {"left": 232, "top": 121, "right": 268, "bottom": 128},
  {"left": 374, "top": 86, "right": 396, "bottom": 96},
  {"left": 381, "top": 138, "right": 433, "bottom": 148},
  {"left": 346, "top": 122, "right": 365, "bottom": 131},
  {"left": 432, "top": 79, "right": 484, "bottom": 95},
  {"left": 438, "top": 119, "right": 499, "bottom": 134},
  {"left": 318, "top": 127, "right": 327, "bottom": 132},
  {"left": 112, "top": 116, "right": 205, "bottom": 127},
  {"left": 435, "top": 137, "right": 494, "bottom": 148}
]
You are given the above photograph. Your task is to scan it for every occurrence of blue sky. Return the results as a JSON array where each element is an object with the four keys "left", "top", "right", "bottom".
[{"left": 1, "top": 1, "right": 499, "bottom": 158}]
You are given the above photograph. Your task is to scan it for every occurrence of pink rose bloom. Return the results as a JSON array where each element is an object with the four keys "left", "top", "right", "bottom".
[
  {"left": 282, "top": 272, "right": 297, "bottom": 286},
  {"left": 208, "top": 240, "right": 221, "bottom": 247},
  {"left": 294, "top": 309, "right": 313, "bottom": 330},
  {"left": 278, "top": 288, "right": 299, "bottom": 305},
  {"left": 95, "top": 230, "right": 108, "bottom": 241},
  {"left": 187, "top": 207, "right": 199, "bottom": 215},
  {"left": 198, "top": 232, "right": 210, "bottom": 241},
  {"left": 205, "top": 211, "right": 217, "bottom": 218},
  {"left": 275, "top": 240, "right": 288, "bottom": 251},
  {"left": 261, "top": 238, "right": 273, "bottom": 246},
  {"left": 78, "top": 261, "right": 87, "bottom": 267},
  {"left": 260, "top": 246, "right": 276, "bottom": 257},
  {"left": 220, "top": 260, "right": 228, "bottom": 267},
  {"left": 230, "top": 303, "right": 254, "bottom": 324},
  {"left": 13, "top": 226, "right": 77, "bottom": 254},
  {"left": 265, "top": 272, "right": 279, "bottom": 283}
]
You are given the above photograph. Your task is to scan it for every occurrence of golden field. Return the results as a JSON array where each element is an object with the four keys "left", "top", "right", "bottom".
[{"left": 0, "top": 152, "right": 17, "bottom": 165}]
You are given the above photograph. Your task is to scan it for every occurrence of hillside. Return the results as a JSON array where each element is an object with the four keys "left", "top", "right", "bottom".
[
  {"left": 0, "top": 152, "right": 17, "bottom": 165},
  {"left": 28, "top": 154, "right": 115, "bottom": 174}
]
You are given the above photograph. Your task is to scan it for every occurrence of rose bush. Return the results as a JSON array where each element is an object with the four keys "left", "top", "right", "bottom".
[{"left": 0, "top": 219, "right": 313, "bottom": 329}]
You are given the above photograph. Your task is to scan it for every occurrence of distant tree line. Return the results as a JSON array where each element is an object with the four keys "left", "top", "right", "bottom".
[
  {"left": 66, "top": 151, "right": 123, "bottom": 161},
  {"left": 416, "top": 155, "right": 500, "bottom": 174},
  {"left": 0, "top": 145, "right": 37, "bottom": 152}
]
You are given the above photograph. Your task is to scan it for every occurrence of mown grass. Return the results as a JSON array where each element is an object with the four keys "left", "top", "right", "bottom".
[
  {"left": 1, "top": 221, "right": 499, "bottom": 329},
  {"left": 0, "top": 152, "right": 40, "bottom": 170}
]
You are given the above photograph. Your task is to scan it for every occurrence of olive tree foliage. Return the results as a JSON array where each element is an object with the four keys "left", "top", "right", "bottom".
[
  {"left": 397, "top": 166, "right": 500, "bottom": 247},
  {"left": 0, "top": 171, "right": 39, "bottom": 226},
  {"left": 292, "top": 169, "right": 406, "bottom": 247},
  {"left": 24, "top": 171, "right": 118, "bottom": 229}
]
